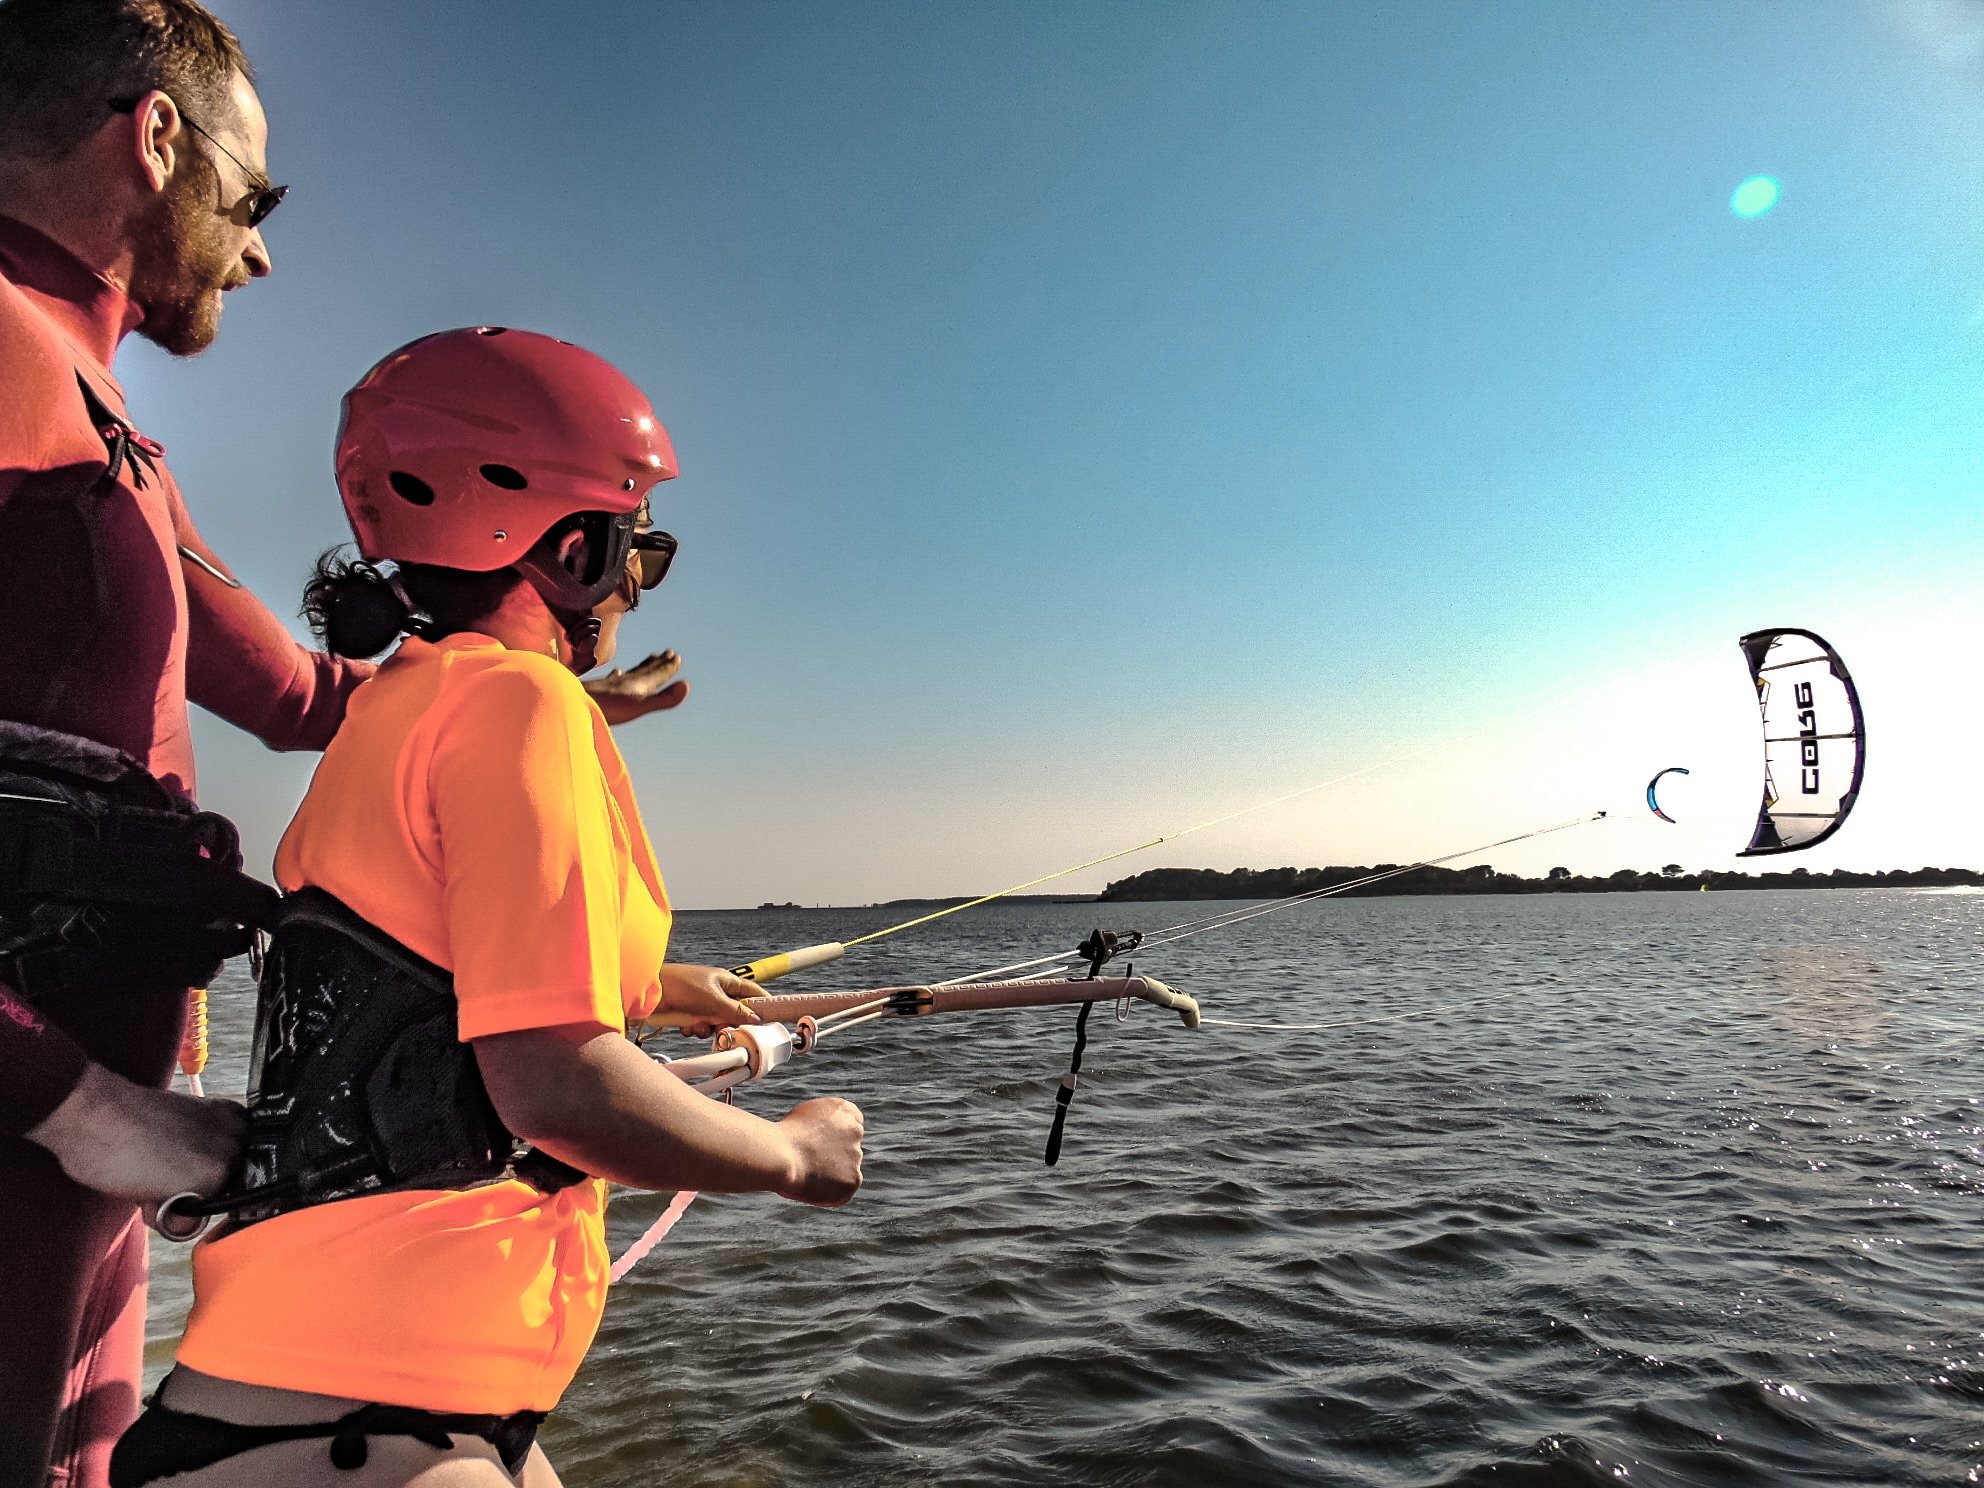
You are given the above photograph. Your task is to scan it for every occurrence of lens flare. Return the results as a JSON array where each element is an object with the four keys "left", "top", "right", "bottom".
[{"left": 1730, "top": 176, "right": 1780, "bottom": 218}]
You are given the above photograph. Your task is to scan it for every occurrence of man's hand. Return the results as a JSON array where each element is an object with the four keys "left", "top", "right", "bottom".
[
  {"left": 25, "top": 1061, "right": 244, "bottom": 1203},
  {"left": 584, "top": 649, "right": 690, "bottom": 726},
  {"left": 655, "top": 963, "right": 764, "bottom": 1039}
]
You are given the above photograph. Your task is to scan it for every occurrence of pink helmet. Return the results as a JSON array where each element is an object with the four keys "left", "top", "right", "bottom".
[{"left": 336, "top": 326, "right": 677, "bottom": 611}]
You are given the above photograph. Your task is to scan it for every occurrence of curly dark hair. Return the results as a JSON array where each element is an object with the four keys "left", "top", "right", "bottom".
[{"left": 302, "top": 550, "right": 523, "bottom": 660}]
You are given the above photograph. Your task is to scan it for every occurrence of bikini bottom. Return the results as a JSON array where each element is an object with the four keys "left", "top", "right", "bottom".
[{"left": 109, "top": 1394, "right": 545, "bottom": 1485}]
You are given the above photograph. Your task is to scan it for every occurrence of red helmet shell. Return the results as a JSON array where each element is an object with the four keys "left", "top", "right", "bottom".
[{"left": 336, "top": 327, "right": 678, "bottom": 572}]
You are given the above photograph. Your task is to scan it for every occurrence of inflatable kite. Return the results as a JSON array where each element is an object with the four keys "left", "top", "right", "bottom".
[
  {"left": 1646, "top": 766, "right": 1689, "bottom": 824},
  {"left": 1736, "top": 627, "right": 1865, "bottom": 856}
]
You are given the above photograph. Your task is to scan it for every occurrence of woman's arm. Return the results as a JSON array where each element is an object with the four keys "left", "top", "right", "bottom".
[{"left": 474, "top": 1022, "right": 863, "bottom": 1207}]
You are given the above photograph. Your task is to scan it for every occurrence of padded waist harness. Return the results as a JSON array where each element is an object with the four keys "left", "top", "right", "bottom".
[
  {"left": 0, "top": 720, "right": 276, "bottom": 1000},
  {"left": 204, "top": 888, "right": 585, "bottom": 1229}
]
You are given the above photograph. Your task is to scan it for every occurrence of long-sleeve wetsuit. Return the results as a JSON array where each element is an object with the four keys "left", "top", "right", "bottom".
[{"left": 0, "top": 212, "right": 374, "bottom": 1488}]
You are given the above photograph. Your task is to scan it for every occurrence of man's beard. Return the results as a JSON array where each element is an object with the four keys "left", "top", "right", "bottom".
[{"left": 127, "top": 165, "right": 236, "bottom": 357}]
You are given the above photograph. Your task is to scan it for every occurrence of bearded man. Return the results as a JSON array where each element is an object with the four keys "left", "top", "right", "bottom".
[{"left": 0, "top": 4, "right": 685, "bottom": 1483}]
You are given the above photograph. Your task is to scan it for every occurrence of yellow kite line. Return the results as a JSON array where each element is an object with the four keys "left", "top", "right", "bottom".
[{"left": 726, "top": 748, "right": 1426, "bottom": 986}]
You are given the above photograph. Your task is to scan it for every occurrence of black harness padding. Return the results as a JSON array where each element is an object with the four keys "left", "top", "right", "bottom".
[
  {"left": 206, "top": 888, "right": 586, "bottom": 1229},
  {"left": 0, "top": 720, "right": 277, "bottom": 1000}
]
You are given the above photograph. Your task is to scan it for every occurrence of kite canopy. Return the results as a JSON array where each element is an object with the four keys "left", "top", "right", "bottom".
[
  {"left": 1646, "top": 766, "right": 1689, "bottom": 824},
  {"left": 1736, "top": 628, "right": 1865, "bottom": 856}
]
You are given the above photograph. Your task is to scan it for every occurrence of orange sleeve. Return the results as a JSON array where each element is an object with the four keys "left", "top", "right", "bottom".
[{"left": 427, "top": 656, "right": 629, "bottom": 1041}]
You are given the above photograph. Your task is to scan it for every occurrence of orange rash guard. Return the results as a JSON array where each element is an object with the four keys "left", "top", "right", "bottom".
[{"left": 177, "top": 634, "right": 671, "bottom": 1414}]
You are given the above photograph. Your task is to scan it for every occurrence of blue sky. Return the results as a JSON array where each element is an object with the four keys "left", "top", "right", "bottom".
[{"left": 134, "top": 0, "right": 1984, "bottom": 907}]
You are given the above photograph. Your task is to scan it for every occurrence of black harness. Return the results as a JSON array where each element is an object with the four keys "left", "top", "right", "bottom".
[
  {"left": 180, "top": 888, "right": 585, "bottom": 1231},
  {"left": 0, "top": 720, "right": 276, "bottom": 1002}
]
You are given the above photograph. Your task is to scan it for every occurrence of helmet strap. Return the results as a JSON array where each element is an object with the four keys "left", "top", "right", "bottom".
[
  {"left": 514, "top": 510, "right": 637, "bottom": 615},
  {"left": 547, "top": 603, "right": 603, "bottom": 674},
  {"left": 513, "top": 512, "right": 636, "bottom": 672},
  {"left": 382, "top": 566, "right": 439, "bottom": 640}
]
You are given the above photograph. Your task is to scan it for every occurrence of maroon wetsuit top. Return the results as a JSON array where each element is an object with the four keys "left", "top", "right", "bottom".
[{"left": 0, "top": 213, "right": 373, "bottom": 1135}]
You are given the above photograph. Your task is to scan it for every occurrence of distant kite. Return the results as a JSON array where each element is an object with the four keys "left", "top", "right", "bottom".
[
  {"left": 1735, "top": 628, "right": 1865, "bottom": 856},
  {"left": 1646, "top": 766, "right": 1690, "bottom": 824}
]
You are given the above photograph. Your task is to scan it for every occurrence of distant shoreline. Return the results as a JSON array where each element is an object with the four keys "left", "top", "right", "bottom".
[
  {"left": 741, "top": 893, "right": 1093, "bottom": 912},
  {"left": 1093, "top": 864, "right": 1984, "bottom": 902},
  {"left": 716, "top": 866, "right": 1983, "bottom": 914}
]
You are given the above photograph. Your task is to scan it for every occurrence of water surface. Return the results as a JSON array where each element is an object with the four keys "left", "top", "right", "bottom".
[{"left": 149, "top": 890, "right": 1984, "bottom": 1485}]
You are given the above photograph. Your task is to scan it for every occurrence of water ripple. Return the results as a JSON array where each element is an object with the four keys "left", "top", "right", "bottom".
[{"left": 146, "top": 890, "right": 1984, "bottom": 1485}]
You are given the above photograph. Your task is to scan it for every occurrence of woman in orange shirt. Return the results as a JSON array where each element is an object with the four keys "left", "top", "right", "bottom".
[{"left": 112, "top": 328, "right": 864, "bottom": 1488}]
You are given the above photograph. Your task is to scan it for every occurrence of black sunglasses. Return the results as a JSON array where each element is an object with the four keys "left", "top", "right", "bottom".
[
  {"left": 631, "top": 529, "right": 678, "bottom": 591},
  {"left": 108, "top": 97, "right": 288, "bottom": 228}
]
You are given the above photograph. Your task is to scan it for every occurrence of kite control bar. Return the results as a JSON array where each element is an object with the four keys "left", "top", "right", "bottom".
[
  {"left": 651, "top": 973, "right": 1199, "bottom": 1094},
  {"left": 738, "top": 973, "right": 1196, "bottom": 1026}
]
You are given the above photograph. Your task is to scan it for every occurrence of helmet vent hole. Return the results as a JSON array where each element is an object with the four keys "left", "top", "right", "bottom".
[
  {"left": 388, "top": 471, "right": 436, "bottom": 506},
  {"left": 475, "top": 326, "right": 508, "bottom": 336},
  {"left": 479, "top": 463, "right": 529, "bottom": 490}
]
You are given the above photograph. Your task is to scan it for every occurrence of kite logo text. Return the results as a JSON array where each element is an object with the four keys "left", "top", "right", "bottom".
[{"left": 1795, "top": 681, "right": 1820, "bottom": 793}]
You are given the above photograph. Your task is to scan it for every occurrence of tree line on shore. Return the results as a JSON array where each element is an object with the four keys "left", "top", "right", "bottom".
[{"left": 1094, "top": 863, "right": 1984, "bottom": 901}]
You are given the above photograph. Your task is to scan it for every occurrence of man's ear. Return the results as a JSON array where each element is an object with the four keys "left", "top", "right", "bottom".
[{"left": 130, "top": 90, "right": 185, "bottom": 194}]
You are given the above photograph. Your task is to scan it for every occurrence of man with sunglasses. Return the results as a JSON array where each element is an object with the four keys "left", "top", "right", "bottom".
[
  {"left": 0, "top": 4, "right": 688, "bottom": 1485},
  {"left": 0, "top": 5, "right": 345, "bottom": 1486}
]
